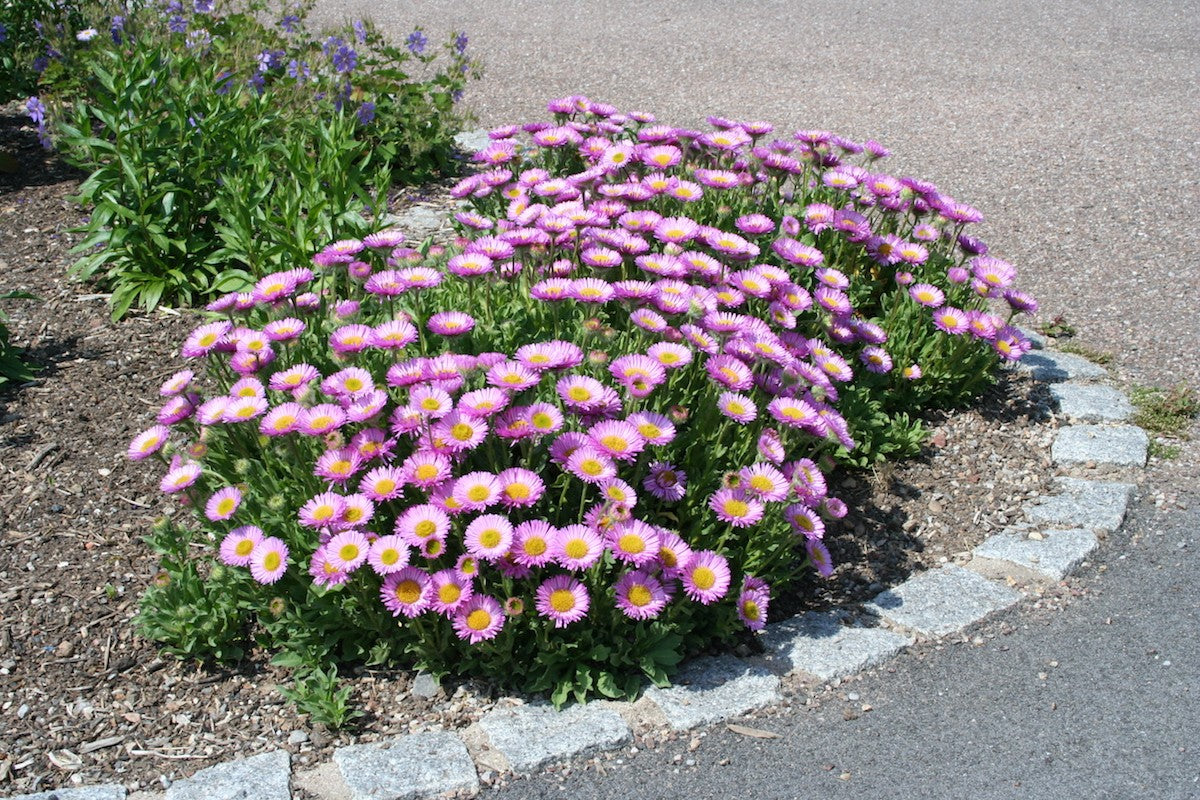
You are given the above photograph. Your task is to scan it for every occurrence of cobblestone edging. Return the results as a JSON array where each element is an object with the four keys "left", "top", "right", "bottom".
[{"left": 14, "top": 209, "right": 1149, "bottom": 800}]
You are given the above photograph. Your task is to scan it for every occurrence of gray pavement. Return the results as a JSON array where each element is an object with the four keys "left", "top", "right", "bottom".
[{"left": 318, "top": 1, "right": 1199, "bottom": 796}]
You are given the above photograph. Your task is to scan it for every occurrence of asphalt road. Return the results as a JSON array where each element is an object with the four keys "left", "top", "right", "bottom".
[{"left": 305, "top": 2, "right": 1199, "bottom": 796}]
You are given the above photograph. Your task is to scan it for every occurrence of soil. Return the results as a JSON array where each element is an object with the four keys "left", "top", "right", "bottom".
[{"left": 0, "top": 105, "right": 1058, "bottom": 795}]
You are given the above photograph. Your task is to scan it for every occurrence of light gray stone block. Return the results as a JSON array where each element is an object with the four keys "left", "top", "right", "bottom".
[
  {"left": 973, "top": 528, "right": 1099, "bottom": 580},
  {"left": 13, "top": 788, "right": 126, "bottom": 800},
  {"left": 865, "top": 564, "right": 1022, "bottom": 637},
  {"left": 453, "top": 129, "right": 491, "bottom": 155},
  {"left": 380, "top": 206, "right": 449, "bottom": 240},
  {"left": 1018, "top": 350, "right": 1107, "bottom": 382},
  {"left": 1049, "top": 383, "right": 1134, "bottom": 422},
  {"left": 1024, "top": 477, "right": 1136, "bottom": 533},
  {"left": 760, "top": 611, "right": 913, "bottom": 680},
  {"left": 333, "top": 731, "right": 479, "bottom": 800},
  {"left": 479, "top": 702, "right": 631, "bottom": 772},
  {"left": 166, "top": 751, "right": 289, "bottom": 800},
  {"left": 1016, "top": 326, "right": 1045, "bottom": 350},
  {"left": 1051, "top": 424, "right": 1148, "bottom": 468},
  {"left": 644, "top": 655, "right": 780, "bottom": 731}
]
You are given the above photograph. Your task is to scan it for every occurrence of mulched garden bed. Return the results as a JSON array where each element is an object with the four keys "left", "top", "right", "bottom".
[{"left": 0, "top": 106, "right": 1057, "bottom": 794}]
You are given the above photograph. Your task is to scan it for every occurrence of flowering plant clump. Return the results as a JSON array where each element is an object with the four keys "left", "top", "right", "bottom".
[
  {"left": 25, "top": 0, "right": 478, "bottom": 320},
  {"left": 131, "top": 97, "right": 1035, "bottom": 710}
]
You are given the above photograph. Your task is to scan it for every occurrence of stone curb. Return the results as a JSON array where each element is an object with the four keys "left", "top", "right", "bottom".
[{"left": 18, "top": 211, "right": 1148, "bottom": 800}]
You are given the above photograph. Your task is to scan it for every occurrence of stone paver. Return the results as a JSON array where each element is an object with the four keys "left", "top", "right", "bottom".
[
  {"left": 1049, "top": 383, "right": 1135, "bottom": 423},
  {"left": 1017, "top": 350, "right": 1108, "bottom": 382},
  {"left": 1051, "top": 424, "right": 1148, "bottom": 468},
  {"left": 12, "top": 788, "right": 126, "bottom": 800},
  {"left": 973, "top": 528, "right": 1099, "bottom": 580},
  {"left": 479, "top": 702, "right": 631, "bottom": 772},
  {"left": 644, "top": 655, "right": 780, "bottom": 731},
  {"left": 332, "top": 731, "right": 479, "bottom": 800},
  {"left": 760, "top": 611, "right": 914, "bottom": 681},
  {"left": 865, "top": 565, "right": 1022, "bottom": 637},
  {"left": 1024, "top": 476, "right": 1136, "bottom": 532},
  {"left": 165, "top": 751, "right": 289, "bottom": 800},
  {"left": 381, "top": 205, "right": 451, "bottom": 240},
  {"left": 452, "top": 128, "right": 491, "bottom": 154}
]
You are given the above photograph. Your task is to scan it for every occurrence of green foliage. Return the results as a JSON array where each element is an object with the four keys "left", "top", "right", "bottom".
[
  {"left": 0, "top": 0, "right": 89, "bottom": 102},
  {"left": 277, "top": 664, "right": 361, "bottom": 728},
  {"left": 1034, "top": 314, "right": 1076, "bottom": 339},
  {"left": 35, "top": 0, "right": 477, "bottom": 319},
  {"left": 0, "top": 291, "right": 37, "bottom": 389},
  {"left": 1130, "top": 384, "right": 1199, "bottom": 438},
  {"left": 1056, "top": 341, "right": 1113, "bottom": 366}
]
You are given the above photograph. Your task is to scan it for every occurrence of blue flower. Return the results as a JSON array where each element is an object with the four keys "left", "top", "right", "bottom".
[
  {"left": 194, "top": 0, "right": 214, "bottom": 13},
  {"left": 332, "top": 44, "right": 357, "bottom": 73},
  {"left": 357, "top": 101, "right": 376, "bottom": 125},
  {"left": 286, "top": 59, "right": 310, "bottom": 82},
  {"left": 455, "top": 32, "right": 469, "bottom": 55},
  {"left": 406, "top": 30, "right": 427, "bottom": 55},
  {"left": 353, "top": 20, "right": 367, "bottom": 44},
  {"left": 168, "top": 15, "right": 188, "bottom": 34},
  {"left": 26, "top": 97, "right": 47, "bottom": 125},
  {"left": 0, "top": 23, "right": 7, "bottom": 44},
  {"left": 279, "top": 14, "right": 300, "bottom": 33}
]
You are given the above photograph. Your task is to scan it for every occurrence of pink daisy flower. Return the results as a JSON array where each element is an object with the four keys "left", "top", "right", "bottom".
[
  {"left": 566, "top": 446, "right": 617, "bottom": 484},
  {"left": 806, "top": 539, "right": 835, "bottom": 577},
  {"left": 465, "top": 513, "right": 515, "bottom": 561},
  {"left": 613, "top": 569, "right": 668, "bottom": 620},
  {"left": 452, "top": 472, "right": 501, "bottom": 511},
  {"left": 786, "top": 504, "right": 826, "bottom": 540},
  {"left": 402, "top": 451, "right": 452, "bottom": 488},
  {"left": 309, "top": 547, "right": 350, "bottom": 588},
  {"left": 204, "top": 487, "right": 242, "bottom": 522},
  {"left": 219, "top": 525, "right": 263, "bottom": 567},
  {"left": 326, "top": 530, "right": 370, "bottom": 572},
  {"left": 268, "top": 363, "right": 320, "bottom": 394},
  {"left": 710, "top": 488, "right": 765, "bottom": 528},
  {"left": 458, "top": 387, "right": 509, "bottom": 418},
  {"left": 159, "top": 370, "right": 195, "bottom": 396},
  {"left": 160, "top": 462, "right": 201, "bottom": 494},
  {"left": 381, "top": 567, "right": 432, "bottom": 617},
  {"left": 607, "top": 519, "right": 660, "bottom": 567},
  {"left": 656, "top": 530, "right": 693, "bottom": 577},
  {"left": 526, "top": 403, "right": 564, "bottom": 436},
  {"left": 628, "top": 411, "right": 675, "bottom": 446},
  {"left": 535, "top": 574, "right": 591, "bottom": 628},
  {"left": 340, "top": 493, "right": 374, "bottom": 528},
  {"left": 737, "top": 582, "right": 770, "bottom": 631},
  {"left": 681, "top": 550, "right": 731, "bottom": 604},
  {"left": 860, "top": 346, "right": 893, "bottom": 374},
  {"left": 260, "top": 402, "right": 305, "bottom": 437},
  {"left": 553, "top": 525, "right": 604, "bottom": 571},
  {"left": 181, "top": 321, "right": 231, "bottom": 358},
  {"left": 486, "top": 360, "right": 540, "bottom": 392},
  {"left": 368, "top": 534, "right": 410, "bottom": 575},
  {"left": 932, "top": 306, "right": 970, "bottom": 335},
  {"left": 599, "top": 478, "right": 637, "bottom": 509},
  {"left": 718, "top": 392, "right": 757, "bottom": 424},
  {"left": 298, "top": 492, "right": 346, "bottom": 529},
  {"left": 513, "top": 520, "right": 557, "bottom": 567},
  {"left": 909, "top": 283, "right": 945, "bottom": 307},
  {"left": 302, "top": 404, "right": 347, "bottom": 436},
  {"left": 359, "top": 466, "right": 405, "bottom": 502},
  {"left": 394, "top": 504, "right": 451, "bottom": 546},
  {"left": 706, "top": 355, "right": 754, "bottom": 391},
  {"left": 429, "top": 569, "right": 474, "bottom": 614},
  {"left": 451, "top": 595, "right": 505, "bottom": 643},
  {"left": 427, "top": 311, "right": 476, "bottom": 336},
  {"left": 496, "top": 468, "right": 545, "bottom": 509},
  {"left": 128, "top": 425, "right": 170, "bottom": 461},
  {"left": 588, "top": 419, "right": 645, "bottom": 462},
  {"left": 249, "top": 537, "right": 289, "bottom": 585},
  {"left": 740, "top": 463, "right": 789, "bottom": 502}
]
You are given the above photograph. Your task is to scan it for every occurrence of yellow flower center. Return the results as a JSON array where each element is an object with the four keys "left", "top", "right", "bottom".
[
  {"left": 749, "top": 476, "right": 773, "bottom": 493},
  {"left": 523, "top": 538, "right": 547, "bottom": 557},
  {"left": 235, "top": 539, "right": 254, "bottom": 557},
  {"left": 216, "top": 498, "right": 235, "bottom": 515},
  {"left": 600, "top": 435, "right": 628, "bottom": 453},
  {"left": 374, "top": 478, "right": 396, "bottom": 495},
  {"left": 262, "top": 552, "right": 281, "bottom": 571},
  {"left": 338, "top": 543, "right": 359, "bottom": 562},
  {"left": 627, "top": 584, "right": 652, "bottom": 607},
  {"left": 466, "top": 608, "right": 492, "bottom": 631},
  {"left": 618, "top": 534, "right": 645, "bottom": 555},
  {"left": 395, "top": 580, "right": 421, "bottom": 605},
  {"left": 568, "top": 386, "right": 593, "bottom": 402},
  {"left": 531, "top": 412, "right": 554, "bottom": 430},
  {"left": 723, "top": 499, "right": 749, "bottom": 518},
  {"left": 505, "top": 484, "right": 531, "bottom": 501},
  {"left": 450, "top": 423, "right": 474, "bottom": 441},
  {"left": 414, "top": 463, "right": 439, "bottom": 481},
  {"left": 742, "top": 600, "right": 761, "bottom": 621},
  {"left": 380, "top": 548, "right": 400, "bottom": 566},
  {"left": 414, "top": 520, "right": 437, "bottom": 539},
  {"left": 420, "top": 397, "right": 442, "bottom": 411},
  {"left": 467, "top": 485, "right": 490, "bottom": 502},
  {"left": 564, "top": 539, "right": 588, "bottom": 560},
  {"left": 478, "top": 528, "right": 502, "bottom": 549},
  {"left": 550, "top": 589, "right": 576, "bottom": 613},
  {"left": 438, "top": 584, "right": 461, "bottom": 605},
  {"left": 692, "top": 566, "right": 716, "bottom": 590}
]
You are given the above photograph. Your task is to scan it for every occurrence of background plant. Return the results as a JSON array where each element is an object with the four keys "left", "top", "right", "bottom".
[
  {"left": 0, "top": 291, "right": 38, "bottom": 389},
  {"left": 128, "top": 97, "right": 1036, "bottom": 716},
  {"left": 30, "top": 0, "right": 478, "bottom": 319}
]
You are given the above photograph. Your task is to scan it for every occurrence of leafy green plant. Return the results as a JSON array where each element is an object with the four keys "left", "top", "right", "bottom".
[
  {"left": 33, "top": 0, "right": 477, "bottom": 319},
  {"left": 1130, "top": 384, "right": 1199, "bottom": 438},
  {"left": 0, "top": 291, "right": 37, "bottom": 389},
  {"left": 277, "top": 664, "right": 361, "bottom": 728}
]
